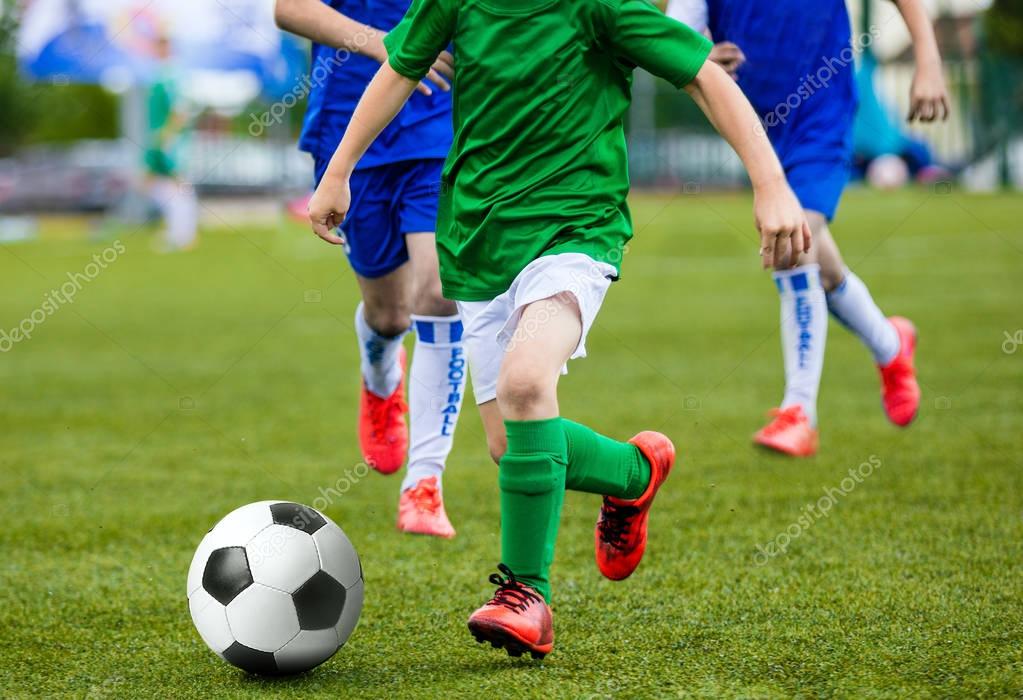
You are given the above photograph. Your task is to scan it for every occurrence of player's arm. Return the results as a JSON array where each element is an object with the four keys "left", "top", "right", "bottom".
[
  {"left": 612, "top": 0, "right": 808, "bottom": 269},
  {"left": 307, "top": 0, "right": 456, "bottom": 244},
  {"left": 308, "top": 65, "right": 419, "bottom": 243},
  {"left": 273, "top": 0, "right": 451, "bottom": 95},
  {"left": 888, "top": 0, "right": 949, "bottom": 122},
  {"left": 686, "top": 62, "right": 810, "bottom": 269}
]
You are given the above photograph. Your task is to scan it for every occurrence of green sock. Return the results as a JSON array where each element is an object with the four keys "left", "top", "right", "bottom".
[
  {"left": 562, "top": 419, "right": 651, "bottom": 500},
  {"left": 498, "top": 418, "right": 567, "bottom": 603}
]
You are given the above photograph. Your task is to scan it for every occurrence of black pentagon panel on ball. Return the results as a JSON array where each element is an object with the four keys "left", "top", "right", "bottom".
[
  {"left": 202, "top": 547, "right": 253, "bottom": 605},
  {"left": 222, "top": 641, "right": 279, "bottom": 675},
  {"left": 270, "top": 502, "right": 326, "bottom": 534},
  {"left": 292, "top": 570, "right": 347, "bottom": 630}
]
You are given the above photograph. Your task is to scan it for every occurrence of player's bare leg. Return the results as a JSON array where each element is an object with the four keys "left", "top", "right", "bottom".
[
  {"left": 804, "top": 216, "right": 920, "bottom": 426},
  {"left": 755, "top": 212, "right": 920, "bottom": 455},
  {"left": 354, "top": 264, "right": 413, "bottom": 475},
  {"left": 468, "top": 292, "right": 672, "bottom": 657},
  {"left": 478, "top": 400, "right": 507, "bottom": 466},
  {"left": 468, "top": 295, "right": 581, "bottom": 659},
  {"left": 353, "top": 233, "right": 465, "bottom": 537},
  {"left": 396, "top": 233, "right": 463, "bottom": 538},
  {"left": 753, "top": 211, "right": 828, "bottom": 457}
]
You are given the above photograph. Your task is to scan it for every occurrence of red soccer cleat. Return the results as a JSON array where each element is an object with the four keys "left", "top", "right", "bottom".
[
  {"left": 595, "top": 431, "right": 675, "bottom": 581},
  {"left": 397, "top": 476, "right": 456, "bottom": 538},
  {"left": 468, "top": 564, "right": 553, "bottom": 659},
  {"left": 753, "top": 405, "right": 819, "bottom": 457},
  {"left": 359, "top": 348, "right": 408, "bottom": 474},
  {"left": 879, "top": 317, "right": 920, "bottom": 427}
]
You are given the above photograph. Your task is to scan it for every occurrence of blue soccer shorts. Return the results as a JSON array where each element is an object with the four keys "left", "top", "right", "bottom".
[
  {"left": 765, "top": 97, "right": 856, "bottom": 222},
  {"left": 784, "top": 157, "right": 852, "bottom": 222},
  {"left": 313, "top": 157, "right": 444, "bottom": 279}
]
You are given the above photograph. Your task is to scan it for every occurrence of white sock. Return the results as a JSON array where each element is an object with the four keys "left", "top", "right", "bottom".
[
  {"left": 150, "top": 179, "right": 198, "bottom": 249},
  {"left": 774, "top": 264, "right": 828, "bottom": 426},
  {"left": 402, "top": 315, "right": 466, "bottom": 492},
  {"left": 826, "top": 269, "right": 900, "bottom": 366},
  {"left": 398, "top": 315, "right": 468, "bottom": 491},
  {"left": 355, "top": 302, "right": 406, "bottom": 398}
]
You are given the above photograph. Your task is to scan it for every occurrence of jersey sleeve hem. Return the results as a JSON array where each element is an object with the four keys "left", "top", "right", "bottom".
[
  {"left": 666, "top": 34, "right": 712, "bottom": 89},
  {"left": 383, "top": 33, "right": 429, "bottom": 81},
  {"left": 386, "top": 52, "right": 428, "bottom": 81}
]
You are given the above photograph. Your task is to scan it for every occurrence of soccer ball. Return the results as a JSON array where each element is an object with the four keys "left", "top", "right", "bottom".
[
  {"left": 186, "top": 501, "right": 363, "bottom": 675},
  {"left": 867, "top": 154, "right": 910, "bottom": 190}
]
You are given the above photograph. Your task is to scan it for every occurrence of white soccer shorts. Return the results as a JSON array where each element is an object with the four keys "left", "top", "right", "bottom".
[{"left": 456, "top": 252, "right": 617, "bottom": 405}]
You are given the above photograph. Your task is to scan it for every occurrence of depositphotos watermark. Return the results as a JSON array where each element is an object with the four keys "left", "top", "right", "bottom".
[
  {"left": 247, "top": 463, "right": 372, "bottom": 568},
  {"left": 0, "top": 240, "right": 126, "bottom": 352},
  {"left": 311, "top": 462, "right": 372, "bottom": 513},
  {"left": 760, "top": 26, "right": 881, "bottom": 129},
  {"left": 1002, "top": 330, "right": 1023, "bottom": 354},
  {"left": 753, "top": 454, "right": 882, "bottom": 566}
]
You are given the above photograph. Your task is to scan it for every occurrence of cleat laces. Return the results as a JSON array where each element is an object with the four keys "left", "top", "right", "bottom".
[
  {"left": 761, "top": 407, "right": 802, "bottom": 437},
  {"left": 597, "top": 500, "right": 640, "bottom": 550},
  {"left": 486, "top": 564, "right": 542, "bottom": 613}
]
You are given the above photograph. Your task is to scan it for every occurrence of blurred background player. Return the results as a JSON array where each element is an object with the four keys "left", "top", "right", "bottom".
[
  {"left": 274, "top": 0, "right": 465, "bottom": 537},
  {"left": 144, "top": 34, "right": 198, "bottom": 253},
  {"left": 668, "top": 0, "right": 949, "bottom": 457}
]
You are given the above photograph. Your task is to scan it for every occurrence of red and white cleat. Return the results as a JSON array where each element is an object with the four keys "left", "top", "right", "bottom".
[
  {"left": 753, "top": 405, "right": 819, "bottom": 457},
  {"left": 468, "top": 564, "right": 553, "bottom": 659},
  {"left": 397, "top": 476, "right": 455, "bottom": 539},
  {"left": 595, "top": 431, "right": 676, "bottom": 581},
  {"left": 879, "top": 317, "right": 920, "bottom": 427},
  {"left": 359, "top": 349, "right": 408, "bottom": 474}
]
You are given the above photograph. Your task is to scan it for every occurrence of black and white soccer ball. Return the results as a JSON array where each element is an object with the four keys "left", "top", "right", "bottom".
[{"left": 187, "top": 501, "right": 363, "bottom": 675}]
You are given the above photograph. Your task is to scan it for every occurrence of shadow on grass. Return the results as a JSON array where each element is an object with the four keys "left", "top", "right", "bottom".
[{"left": 229, "top": 652, "right": 550, "bottom": 692}]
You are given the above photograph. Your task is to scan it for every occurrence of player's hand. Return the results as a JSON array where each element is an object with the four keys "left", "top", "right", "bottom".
[
  {"left": 307, "top": 176, "right": 350, "bottom": 245},
  {"left": 753, "top": 181, "right": 812, "bottom": 270},
  {"left": 908, "top": 62, "right": 949, "bottom": 122},
  {"left": 709, "top": 42, "right": 745, "bottom": 79},
  {"left": 415, "top": 50, "right": 454, "bottom": 96}
]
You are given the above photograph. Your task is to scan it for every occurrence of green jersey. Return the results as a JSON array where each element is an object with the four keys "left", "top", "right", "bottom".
[
  {"left": 144, "top": 71, "right": 186, "bottom": 177},
  {"left": 384, "top": 0, "right": 710, "bottom": 301}
]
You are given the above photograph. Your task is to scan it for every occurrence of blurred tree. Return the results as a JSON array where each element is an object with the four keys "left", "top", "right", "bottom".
[
  {"left": 0, "top": 2, "right": 118, "bottom": 155},
  {"left": 0, "top": 3, "right": 39, "bottom": 155},
  {"left": 29, "top": 84, "right": 119, "bottom": 144}
]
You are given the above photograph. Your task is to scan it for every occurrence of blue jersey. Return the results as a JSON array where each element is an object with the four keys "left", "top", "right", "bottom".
[
  {"left": 703, "top": 0, "right": 859, "bottom": 218},
  {"left": 298, "top": 0, "right": 452, "bottom": 169},
  {"left": 705, "top": 0, "right": 858, "bottom": 119}
]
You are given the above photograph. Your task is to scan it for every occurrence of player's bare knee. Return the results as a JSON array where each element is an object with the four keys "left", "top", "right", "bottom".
[
  {"left": 363, "top": 305, "right": 412, "bottom": 337},
  {"left": 497, "top": 363, "right": 554, "bottom": 417}
]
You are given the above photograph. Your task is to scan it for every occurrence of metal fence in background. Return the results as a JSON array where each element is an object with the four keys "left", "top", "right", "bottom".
[
  {"left": 627, "top": 56, "right": 1022, "bottom": 189},
  {"left": 2, "top": 55, "right": 1018, "bottom": 215}
]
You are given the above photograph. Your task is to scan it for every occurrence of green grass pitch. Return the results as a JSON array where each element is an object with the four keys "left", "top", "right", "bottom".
[{"left": 2, "top": 189, "right": 1022, "bottom": 698}]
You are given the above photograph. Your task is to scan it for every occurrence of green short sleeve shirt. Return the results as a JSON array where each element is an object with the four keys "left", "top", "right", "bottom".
[{"left": 385, "top": 0, "right": 711, "bottom": 300}]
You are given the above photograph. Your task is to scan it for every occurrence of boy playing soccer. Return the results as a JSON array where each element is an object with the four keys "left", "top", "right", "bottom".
[
  {"left": 275, "top": 0, "right": 467, "bottom": 537},
  {"left": 667, "top": 0, "right": 948, "bottom": 456},
  {"left": 309, "top": 0, "right": 810, "bottom": 657}
]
